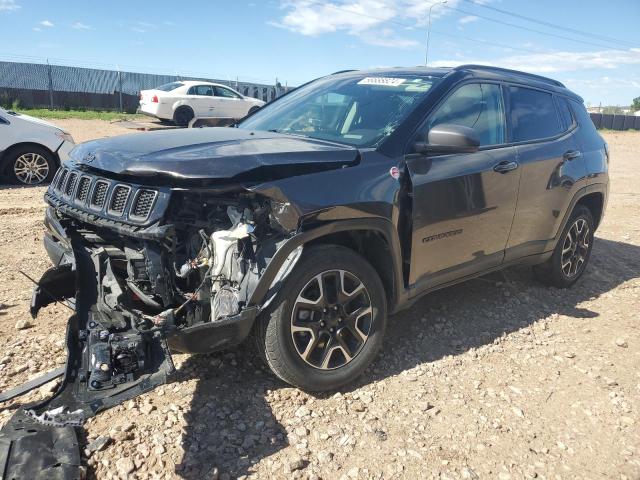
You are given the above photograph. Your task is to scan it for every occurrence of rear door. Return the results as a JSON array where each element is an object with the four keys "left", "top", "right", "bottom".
[
  {"left": 504, "top": 86, "right": 588, "bottom": 261},
  {"left": 406, "top": 82, "right": 520, "bottom": 290},
  {"left": 187, "top": 84, "right": 216, "bottom": 117}
]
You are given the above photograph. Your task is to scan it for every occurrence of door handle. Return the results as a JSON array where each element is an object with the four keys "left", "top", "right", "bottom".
[
  {"left": 493, "top": 161, "right": 519, "bottom": 173},
  {"left": 563, "top": 150, "right": 582, "bottom": 160}
]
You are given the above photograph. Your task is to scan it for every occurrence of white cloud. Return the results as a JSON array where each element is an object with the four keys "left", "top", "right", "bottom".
[
  {"left": 40, "top": 20, "right": 54, "bottom": 27},
  {"left": 131, "top": 21, "right": 157, "bottom": 33},
  {"left": 0, "top": 0, "right": 19, "bottom": 12},
  {"left": 430, "top": 48, "right": 640, "bottom": 73},
  {"left": 33, "top": 27, "right": 41, "bottom": 32},
  {"left": 273, "top": 0, "right": 460, "bottom": 48},
  {"left": 458, "top": 15, "right": 478, "bottom": 25},
  {"left": 72, "top": 22, "right": 91, "bottom": 30}
]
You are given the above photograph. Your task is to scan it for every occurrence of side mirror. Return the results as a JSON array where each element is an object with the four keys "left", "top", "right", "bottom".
[{"left": 414, "top": 124, "right": 480, "bottom": 155}]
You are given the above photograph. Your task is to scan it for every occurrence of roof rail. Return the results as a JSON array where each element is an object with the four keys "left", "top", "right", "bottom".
[
  {"left": 453, "top": 64, "right": 565, "bottom": 88},
  {"left": 330, "top": 69, "right": 357, "bottom": 75}
]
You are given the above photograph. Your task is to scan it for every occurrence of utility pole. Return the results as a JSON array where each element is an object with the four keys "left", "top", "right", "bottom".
[{"left": 425, "top": 0, "right": 448, "bottom": 66}]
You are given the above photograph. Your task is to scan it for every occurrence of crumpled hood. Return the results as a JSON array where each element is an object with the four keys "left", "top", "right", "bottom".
[{"left": 68, "top": 128, "right": 359, "bottom": 185}]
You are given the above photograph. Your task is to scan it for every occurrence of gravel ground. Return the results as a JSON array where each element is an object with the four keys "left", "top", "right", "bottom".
[{"left": 0, "top": 122, "right": 638, "bottom": 480}]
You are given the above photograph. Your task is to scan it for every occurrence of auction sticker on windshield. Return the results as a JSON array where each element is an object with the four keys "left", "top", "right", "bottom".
[{"left": 357, "top": 77, "right": 406, "bottom": 86}]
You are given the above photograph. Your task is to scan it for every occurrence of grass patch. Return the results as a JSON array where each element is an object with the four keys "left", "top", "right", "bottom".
[{"left": 12, "top": 108, "right": 145, "bottom": 121}]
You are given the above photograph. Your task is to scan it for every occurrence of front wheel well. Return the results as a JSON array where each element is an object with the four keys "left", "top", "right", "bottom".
[
  {"left": 576, "top": 192, "right": 604, "bottom": 229},
  {"left": 1, "top": 142, "right": 58, "bottom": 175},
  {"left": 306, "top": 230, "right": 396, "bottom": 308}
]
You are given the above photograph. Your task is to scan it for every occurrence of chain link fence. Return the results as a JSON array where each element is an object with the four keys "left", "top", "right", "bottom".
[{"left": 0, "top": 61, "right": 288, "bottom": 113}]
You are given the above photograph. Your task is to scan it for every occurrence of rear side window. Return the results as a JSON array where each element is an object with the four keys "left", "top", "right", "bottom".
[
  {"left": 556, "top": 97, "right": 575, "bottom": 131},
  {"left": 189, "top": 85, "right": 214, "bottom": 96},
  {"left": 509, "top": 86, "right": 561, "bottom": 142},
  {"left": 428, "top": 83, "right": 505, "bottom": 146},
  {"left": 155, "top": 82, "right": 183, "bottom": 92},
  {"left": 569, "top": 100, "right": 598, "bottom": 133}
]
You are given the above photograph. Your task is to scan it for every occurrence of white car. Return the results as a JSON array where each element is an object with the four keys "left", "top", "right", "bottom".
[
  {"left": 0, "top": 108, "right": 75, "bottom": 185},
  {"left": 139, "top": 81, "right": 266, "bottom": 126}
]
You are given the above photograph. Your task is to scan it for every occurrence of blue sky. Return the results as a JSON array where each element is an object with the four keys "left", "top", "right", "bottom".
[{"left": 1, "top": 0, "right": 638, "bottom": 105}]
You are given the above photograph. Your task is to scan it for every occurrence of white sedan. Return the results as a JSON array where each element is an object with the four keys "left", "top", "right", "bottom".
[
  {"left": 0, "top": 108, "right": 74, "bottom": 185},
  {"left": 139, "top": 81, "right": 265, "bottom": 126}
]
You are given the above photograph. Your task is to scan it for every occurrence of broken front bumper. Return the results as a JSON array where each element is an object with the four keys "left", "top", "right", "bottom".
[{"left": 0, "top": 246, "right": 176, "bottom": 479}]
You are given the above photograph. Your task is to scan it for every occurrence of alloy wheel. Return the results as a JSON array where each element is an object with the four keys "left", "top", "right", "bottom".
[
  {"left": 290, "top": 270, "right": 373, "bottom": 370},
  {"left": 13, "top": 153, "right": 50, "bottom": 185},
  {"left": 560, "top": 218, "right": 590, "bottom": 278}
]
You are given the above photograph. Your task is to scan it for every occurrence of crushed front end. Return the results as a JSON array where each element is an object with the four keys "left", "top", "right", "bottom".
[{"left": 0, "top": 165, "right": 299, "bottom": 479}]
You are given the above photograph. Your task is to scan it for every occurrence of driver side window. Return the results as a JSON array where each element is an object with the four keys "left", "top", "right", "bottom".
[{"left": 428, "top": 83, "right": 505, "bottom": 147}]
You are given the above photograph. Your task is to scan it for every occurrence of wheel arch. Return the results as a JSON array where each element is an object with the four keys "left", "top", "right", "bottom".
[
  {"left": 0, "top": 142, "right": 59, "bottom": 175},
  {"left": 247, "top": 218, "right": 405, "bottom": 314},
  {"left": 575, "top": 191, "right": 604, "bottom": 229}
]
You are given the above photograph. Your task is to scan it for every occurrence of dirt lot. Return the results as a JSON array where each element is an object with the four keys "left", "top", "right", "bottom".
[{"left": 0, "top": 122, "right": 638, "bottom": 480}]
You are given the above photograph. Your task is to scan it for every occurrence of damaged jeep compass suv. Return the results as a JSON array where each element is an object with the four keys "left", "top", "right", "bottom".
[{"left": 1, "top": 65, "right": 608, "bottom": 479}]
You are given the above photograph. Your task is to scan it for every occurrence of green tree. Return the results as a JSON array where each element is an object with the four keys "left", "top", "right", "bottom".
[{"left": 631, "top": 96, "right": 640, "bottom": 112}]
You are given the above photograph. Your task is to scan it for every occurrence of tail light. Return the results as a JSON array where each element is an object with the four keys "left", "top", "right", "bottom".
[{"left": 152, "top": 95, "right": 158, "bottom": 103}]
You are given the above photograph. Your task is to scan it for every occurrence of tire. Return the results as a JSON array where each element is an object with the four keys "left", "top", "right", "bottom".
[
  {"left": 6, "top": 145, "right": 57, "bottom": 186},
  {"left": 534, "top": 205, "right": 595, "bottom": 288},
  {"left": 248, "top": 106, "right": 260, "bottom": 115},
  {"left": 173, "top": 106, "right": 194, "bottom": 127},
  {"left": 254, "top": 244, "right": 387, "bottom": 391}
]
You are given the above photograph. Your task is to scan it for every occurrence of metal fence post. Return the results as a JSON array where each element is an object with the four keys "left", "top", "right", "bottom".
[
  {"left": 46, "top": 60, "right": 54, "bottom": 110},
  {"left": 118, "top": 69, "right": 123, "bottom": 113}
]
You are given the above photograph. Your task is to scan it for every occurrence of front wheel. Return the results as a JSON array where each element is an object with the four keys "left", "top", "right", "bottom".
[
  {"left": 255, "top": 245, "right": 387, "bottom": 391},
  {"left": 534, "top": 205, "right": 595, "bottom": 288},
  {"left": 7, "top": 145, "right": 57, "bottom": 185}
]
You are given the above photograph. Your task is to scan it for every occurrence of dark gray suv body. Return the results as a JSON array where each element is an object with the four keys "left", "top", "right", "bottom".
[{"left": 0, "top": 65, "right": 608, "bottom": 479}]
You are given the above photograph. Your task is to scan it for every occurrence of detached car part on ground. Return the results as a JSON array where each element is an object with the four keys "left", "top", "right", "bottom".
[
  {"left": 0, "top": 108, "right": 75, "bottom": 185},
  {"left": 0, "top": 65, "right": 608, "bottom": 479}
]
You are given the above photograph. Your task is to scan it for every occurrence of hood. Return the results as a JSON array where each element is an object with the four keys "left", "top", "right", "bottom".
[
  {"left": 5, "top": 110, "right": 63, "bottom": 131},
  {"left": 68, "top": 128, "right": 360, "bottom": 186}
]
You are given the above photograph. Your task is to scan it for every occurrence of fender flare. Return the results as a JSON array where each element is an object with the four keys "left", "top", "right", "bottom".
[
  {"left": 246, "top": 217, "right": 405, "bottom": 312},
  {"left": 549, "top": 182, "right": 608, "bottom": 251}
]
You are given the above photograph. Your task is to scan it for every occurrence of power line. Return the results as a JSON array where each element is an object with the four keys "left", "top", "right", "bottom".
[
  {"left": 294, "top": 0, "right": 556, "bottom": 56},
  {"left": 295, "top": 0, "right": 633, "bottom": 55},
  {"left": 443, "top": 4, "right": 631, "bottom": 52},
  {"left": 461, "top": 0, "right": 639, "bottom": 49}
]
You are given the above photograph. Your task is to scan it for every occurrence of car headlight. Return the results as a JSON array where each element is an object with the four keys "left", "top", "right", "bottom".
[{"left": 56, "top": 131, "right": 75, "bottom": 144}]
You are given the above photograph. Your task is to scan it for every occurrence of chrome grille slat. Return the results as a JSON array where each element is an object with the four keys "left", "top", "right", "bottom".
[
  {"left": 130, "top": 190, "right": 157, "bottom": 220},
  {"left": 64, "top": 172, "right": 78, "bottom": 198},
  {"left": 108, "top": 185, "right": 131, "bottom": 216},
  {"left": 90, "top": 180, "right": 110, "bottom": 209},
  {"left": 76, "top": 177, "right": 91, "bottom": 203},
  {"left": 55, "top": 169, "right": 68, "bottom": 192}
]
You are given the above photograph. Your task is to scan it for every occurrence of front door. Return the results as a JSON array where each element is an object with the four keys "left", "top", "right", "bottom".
[
  {"left": 214, "top": 86, "right": 245, "bottom": 118},
  {"left": 406, "top": 82, "right": 520, "bottom": 291}
]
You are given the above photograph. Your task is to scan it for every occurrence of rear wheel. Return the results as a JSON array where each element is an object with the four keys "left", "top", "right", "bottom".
[
  {"left": 534, "top": 205, "right": 594, "bottom": 288},
  {"left": 173, "top": 106, "right": 194, "bottom": 127},
  {"left": 6, "top": 145, "right": 56, "bottom": 185},
  {"left": 254, "top": 245, "right": 387, "bottom": 391}
]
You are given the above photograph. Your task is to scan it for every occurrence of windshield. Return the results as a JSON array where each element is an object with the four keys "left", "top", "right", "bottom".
[
  {"left": 239, "top": 74, "right": 438, "bottom": 147},
  {"left": 155, "top": 82, "right": 183, "bottom": 92}
]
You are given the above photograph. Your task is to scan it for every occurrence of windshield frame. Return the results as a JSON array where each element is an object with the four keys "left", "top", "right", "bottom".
[{"left": 237, "top": 72, "right": 442, "bottom": 149}]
